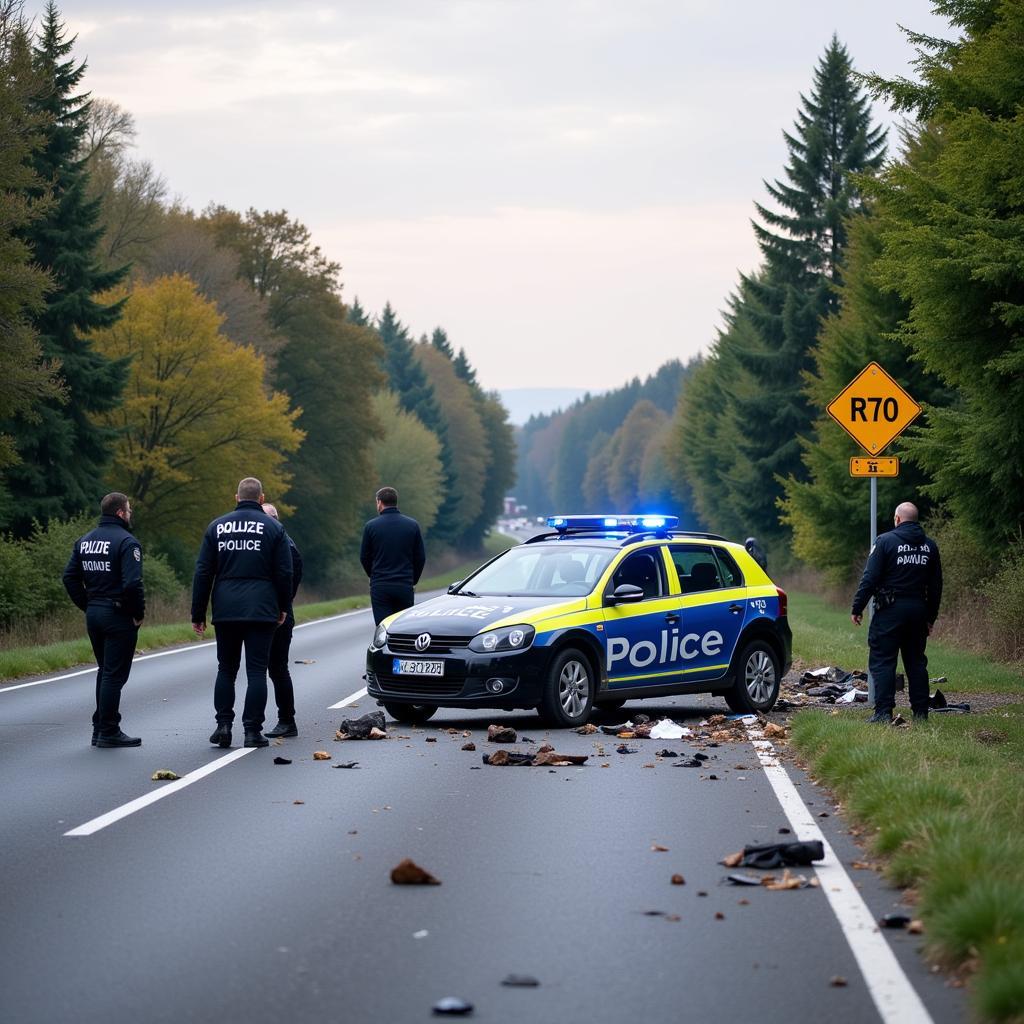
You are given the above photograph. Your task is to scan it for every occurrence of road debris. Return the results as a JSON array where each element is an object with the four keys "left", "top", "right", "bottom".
[
  {"left": 432, "top": 996, "right": 472, "bottom": 1015},
  {"left": 293, "top": 658, "right": 317, "bottom": 664},
  {"left": 293, "top": 800, "right": 304, "bottom": 805},
  {"left": 483, "top": 749, "right": 587, "bottom": 767},
  {"left": 726, "top": 873, "right": 763, "bottom": 886},
  {"left": 651, "top": 844, "right": 669, "bottom": 852},
  {"left": 574, "top": 723, "right": 599, "bottom": 735},
  {"left": 650, "top": 718, "right": 691, "bottom": 740},
  {"left": 487, "top": 724, "right": 517, "bottom": 743},
  {"left": 655, "top": 749, "right": 679, "bottom": 758},
  {"left": 413, "top": 930, "right": 429, "bottom": 939},
  {"left": 674, "top": 758, "right": 704, "bottom": 768},
  {"left": 762, "top": 722, "right": 788, "bottom": 740},
  {"left": 714, "top": 911, "right": 725, "bottom": 920},
  {"left": 151, "top": 770, "right": 179, "bottom": 781},
  {"left": 671, "top": 874, "right": 686, "bottom": 885},
  {"left": 721, "top": 841, "right": 825, "bottom": 870},
  {"left": 616, "top": 744, "right": 638, "bottom": 754},
  {"left": 908, "top": 920, "right": 924, "bottom": 934},
  {"left": 332, "top": 761, "right": 360, "bottom": 769},
  {"left": 272, "top": 756, "right": 291, "bottom": 765},
  {"left": 391, "top": 859, "right": 441, "bottom": 885},
  {"left": 764, "top": 869, "right": 814, "bottom": 891},
  {"left": 461, "top": 742, "right": 476, "bottom": 751},
  {"left": 891, "top": 715, "right": 909, "bottom": 729},
  {"left": 501, "top": 975, "right": 540, "bottom": 987},
  {"left": 426, "top": 737, "right": 437, "bottom": 743},
  {"left": 879, "top": 913, "right": 911, "bottom": 929},
  {"left": 312, "top": 750, "right": 331, "bottom": 760},
  {"left": 830, "top": 976, "right": 848, "bottom": 987},
  {"left": 336, "top": 711, "right": 387, "bottom": 740}
]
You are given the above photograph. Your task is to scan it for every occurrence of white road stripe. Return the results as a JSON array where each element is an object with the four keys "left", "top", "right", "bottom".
[
  {"left": 328, "top": 687, "right": 367, "bottom": 710},
  {"left": 1, "top": 606, "right": 372, "bottom": 695},
  {"left": 746, "top": 724, "right": 933, "bottom": 1024},
  {"left": 64, "top": 748, "right": 254, "bottom": 837}
]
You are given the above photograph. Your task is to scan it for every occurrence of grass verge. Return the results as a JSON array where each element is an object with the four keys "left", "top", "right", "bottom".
[
  {"left": 791, "top": 708, "right": 1024, "bottom": 1021},
  {"left": 0, "top": 533, "right": 517, "bottom": 684},
  {"left": 789, "top": 590, "right": 1023, "bottom": 694}
]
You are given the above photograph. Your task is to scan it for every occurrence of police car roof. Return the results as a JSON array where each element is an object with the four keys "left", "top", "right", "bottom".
[{"left": 525, "top": 529, "right": 727, "bottom": 547}]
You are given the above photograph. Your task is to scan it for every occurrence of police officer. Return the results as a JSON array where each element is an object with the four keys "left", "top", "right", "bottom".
[
  {"left": 851, "top": 501, "right": 943, "bottom": 723},
  {"left": 191, "top": 477, "right": 293, "bottom": 748},
  {"left": 360, "top": 486, "right": 426, "bottom": 625},
  {"left": 62, "top": 492, "right": 145, "bottom": 748},
  {"left": 261, "top": 502, "right": 303, "bottom": 738}
]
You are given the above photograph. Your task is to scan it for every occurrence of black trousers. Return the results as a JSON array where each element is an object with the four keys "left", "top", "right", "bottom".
[
  {"left": 268, "top": 612, "right": 295, "bottom": 721},
  {"left": 213, "top": 621, "right": 277, "bottom": 730},
  {"left": 869, "top": 598, "right": 930, "bottom": 715},
  {"left": 86, "top": 604, "right": 139, "bottom": 736},
  {"left": 371, "top": 583, "right": 414, "bottom": 625}
]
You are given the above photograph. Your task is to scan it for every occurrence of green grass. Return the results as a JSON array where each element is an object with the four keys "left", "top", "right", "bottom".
[
  {"left": 792, "top": 708, "right": 1024, "bottom": 1021},
  {"left": 788, "top": 590, "right": 1024, "bottom": 694},
  {"left": 0, "top": 533, "right": 517, "bottom": 684}
]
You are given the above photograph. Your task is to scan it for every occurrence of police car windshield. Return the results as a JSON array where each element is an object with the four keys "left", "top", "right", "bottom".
[{"left": 458, "top": 544, "right": 615, "bottom": 597}]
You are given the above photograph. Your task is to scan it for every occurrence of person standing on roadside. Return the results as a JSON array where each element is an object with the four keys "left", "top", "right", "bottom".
[
  {"left": 191, "top": 477, "right": 292, "bottom": 749},
  {"left": 62, "top": 492, "right": 146, "bottom": 748},
  {"left": 851, "top": 501, "right": 943, "bottom": 724},
  {"left": 360, "top": 486, "right": 426, "bottom": 625},
  {"left": 261, "top": 502, "right": 303, "bottom": 738}
]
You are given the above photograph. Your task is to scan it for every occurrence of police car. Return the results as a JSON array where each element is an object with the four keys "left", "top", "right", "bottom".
[{"left": 366, "top": 515, "right": 791, "bottom": 727}]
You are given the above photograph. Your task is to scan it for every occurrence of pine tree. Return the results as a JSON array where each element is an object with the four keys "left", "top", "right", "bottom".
[
  {"left": 431, "top": 326, "right": 454, "bottom": 359},
  {"left": 346, "top": 296, "right": 369, "bottom": 326},
  {"left": 2, "top": 2, "right": 128, "bottom": 533}
]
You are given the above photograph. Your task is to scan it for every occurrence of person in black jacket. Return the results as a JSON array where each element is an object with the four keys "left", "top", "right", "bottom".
[
  {"left": 360, "top": 486, "right": 426, "bottom": 625},
  {"left": 261, "top": 502, "right": 303, "bottom": 738},
  {"left": 191, "top": 477, "right": 292, "bottom": 748},
  {"left": 851, "top": 501, "right": 943, "bottom": 723},
  {"left": 62, "top": 492, "right": 146, "bottom": 748}
]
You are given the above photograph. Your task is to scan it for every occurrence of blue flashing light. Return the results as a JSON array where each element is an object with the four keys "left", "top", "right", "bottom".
[{"left": 546, "top": 514, "right": 679, "bottom": 533}]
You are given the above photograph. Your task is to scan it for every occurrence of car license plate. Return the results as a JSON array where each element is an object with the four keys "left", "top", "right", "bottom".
[{"left": 392, "top": 659, "right": 444, "bottom": 677}]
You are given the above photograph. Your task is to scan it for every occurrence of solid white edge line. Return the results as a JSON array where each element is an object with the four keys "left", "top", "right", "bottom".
[
  {"left": 328, "top": 687, "right": 368, "bottom": 710},
  {"left": 1, "top": 606, "right": 373, "bottom": 694},
  {"left": 745, "top": 724, "right": 933, "bottom": 1024},
  {"left": 64, "top": 747, "right": 255, "bottom": 837}
]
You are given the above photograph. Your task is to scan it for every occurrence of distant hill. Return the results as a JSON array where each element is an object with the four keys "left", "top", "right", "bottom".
[{"left": 498, "top": 388, "right": 600, "bottom": 425}]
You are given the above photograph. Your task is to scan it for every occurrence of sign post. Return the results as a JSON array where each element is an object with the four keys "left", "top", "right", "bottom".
[{"left": 827, "top": 363, "right": 921, "bottom": 705}]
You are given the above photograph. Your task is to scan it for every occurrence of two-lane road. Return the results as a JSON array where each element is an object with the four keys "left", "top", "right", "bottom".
[{"left": 0, "top": 599, "right": 964, "bottom": 1023}]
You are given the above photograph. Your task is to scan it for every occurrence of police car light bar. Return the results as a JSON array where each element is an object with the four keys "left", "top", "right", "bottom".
[{"left": 546, "top": 514, "right": 679, "bottom": 533}]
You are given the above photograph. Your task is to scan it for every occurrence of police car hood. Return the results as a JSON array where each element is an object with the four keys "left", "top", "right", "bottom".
[{"left": 387, "top": 594, "right": 585, "bottom": 635}]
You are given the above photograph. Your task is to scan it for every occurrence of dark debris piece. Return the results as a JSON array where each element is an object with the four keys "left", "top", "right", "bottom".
[
  {"left": 741, "top": 840, "right": 824, "bottom": 869},
  {"left": 433, "top": 996, "right": 473, "bottom": 1016},
  {"left": 501, "top": 975, "right": 540, "bottom": 988},
  {"left": 674, "top": 758, "right": 704, "bottom": 768},
  {"left": 338, "top": 710, "right": 386, "bottom": 739},
  {"left": 332, "top": 761, "right": 360, "bottom": 769},
  {"left": 616, "top": 744, "right": 638, "bottom": 754},
  {"left": 726, "top": 873, "right": 764, "bottom": 886},
  {"left": 655, "top": 749, "right": 679, "bottom": 758},
  {"left": 272, "top": 756, "right": 292, "bottom": 765},
  {"left": 879, "top": 913, "right": 911, "bottom": 929}
]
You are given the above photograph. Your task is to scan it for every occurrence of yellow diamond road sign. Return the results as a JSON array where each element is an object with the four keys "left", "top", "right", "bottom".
[{"left": 827, "top": 362, "right": 921, "bottom": 454}]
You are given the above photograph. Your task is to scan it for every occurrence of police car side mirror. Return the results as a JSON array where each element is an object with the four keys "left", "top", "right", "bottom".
[
  {"left": 608, "top": 584, "right": 644, "bottom": 605},
  {"left": 447, "top": 580, "right": 463, "bottom": 595}
]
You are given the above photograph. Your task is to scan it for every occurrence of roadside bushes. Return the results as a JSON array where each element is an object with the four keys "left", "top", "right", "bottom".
[{"left": 0, "top": 513, "right": 182, "bottom": 629}]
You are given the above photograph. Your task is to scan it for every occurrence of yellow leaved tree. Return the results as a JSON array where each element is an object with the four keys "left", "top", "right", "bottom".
[{"left": 90, "top": 274, "right": 303, "bottom": 549}]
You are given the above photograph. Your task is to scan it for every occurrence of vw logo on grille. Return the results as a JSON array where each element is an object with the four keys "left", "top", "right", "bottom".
[{"left": 415, "top": 633, "right": 432, "bottom": 652}]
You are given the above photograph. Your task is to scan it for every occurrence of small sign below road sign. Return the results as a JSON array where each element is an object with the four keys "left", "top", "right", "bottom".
[
  {"left": 827, "top": 362, "right": 921, "bottom": 454},
  {"left": 850, "top": 457, "right": 899, "bottom": 478}
]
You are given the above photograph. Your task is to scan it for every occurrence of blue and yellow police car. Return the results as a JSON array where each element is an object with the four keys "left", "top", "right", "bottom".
[{"left": 366, "top": 515, "right": 791, "bottom": 727}]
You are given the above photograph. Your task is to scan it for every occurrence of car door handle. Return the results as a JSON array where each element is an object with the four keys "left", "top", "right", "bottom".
[
  {"left": 665, "top": 613, "right": 680, "bottom": 624},
  {"left": 729, "top": 604, "right": 743, "bottom": 614}
]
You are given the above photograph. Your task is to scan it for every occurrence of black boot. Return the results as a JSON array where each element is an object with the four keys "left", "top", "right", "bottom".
[
  {"left": 912, "top": 710, "right": 929, "bottom": 722},
  {"left": 264, "top": 719, "right": 297, "bottom": 738},
  {"left": 96, "top": 730, "right": 142, "bottom": 748},
  {"left": 209, "top": 723, "right": 232, "bottom": 748},
  {"left": 244, "top": 729, "right": 269, "bottom": 748},
  {"left": 867, "top": 711, "right": 892, "bottom": 724},
  {"left": 92, "top": 730, "right": 98, "bottom": 747}
]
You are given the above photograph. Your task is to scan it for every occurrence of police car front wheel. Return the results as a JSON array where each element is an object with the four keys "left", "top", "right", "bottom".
[
  {"left": 382, "top": 702, "right": 438, "bottom": 724},
  {"left": 725, "top": 640, "right": 780, "bottom": 714},
  {"left": 539, "top": 648, "right": 595, "bottom": 727}
]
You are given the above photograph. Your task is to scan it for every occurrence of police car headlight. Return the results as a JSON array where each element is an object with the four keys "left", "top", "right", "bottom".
[
  {"left": 469, "top": 625, "right": 535, "bottom": 654},
  {"left": 371, "top": 624, "right": 388, "bottom": 651}
]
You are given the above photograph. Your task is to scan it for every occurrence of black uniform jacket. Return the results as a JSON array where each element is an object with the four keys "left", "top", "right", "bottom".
[
  {"left": 851, "top": 521, "right": 943, "bottom": 623},
  {"left": 359, "top": 507, "right": 426, "bottom": 587},
  {"left": 285, "top": 532, "right": 303, "bottom": 613},
  {"left": 62, "top": 515, "right": 146, "bottom": 620},
  {"left": 191, "top": 500, "right": 293, "bottom": 624}
]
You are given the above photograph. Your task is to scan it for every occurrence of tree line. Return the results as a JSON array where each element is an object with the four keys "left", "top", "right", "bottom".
[
  {"left": 0, "top": 2, "right": 514, "bottom": 609},
  {"left": 519, "top": 4, "right": 1023, "bottom": 659}
]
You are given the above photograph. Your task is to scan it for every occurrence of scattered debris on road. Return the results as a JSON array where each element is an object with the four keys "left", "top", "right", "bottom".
[
  {"left": 501, "top": 975, "right": 540, "bottom": 987},
  {"left": 336, "top": 711, "right": 387, "bottom": 740},
  {"left": 487, "top": 724, "right": 517, "bottom": 743},
  {"left": 908, "top": 920, "right": 924, "bottom": 934},
  {"left": 391, "top": 858, "right": 441, "bottom": 885},
  {"left": 651, "top": 843, "right": 669, "bottom": 852},
  {"left": 293, "top": 658, "right": 317, "bottom": 664},
  {"left": 830, "top": 976, "right": 848, "bottom": 987},
  {"left": 332, "top": 762, "right": 360, "bottom": 769},
  {"left": 151, "top": 769, "right": 179, "bottom": 781},
  {"left": 272, "top": 756, "right": 291, "bottom": 765},
  {"left": 671, "top": 874, "right": 686, "bottom": 885},
  {"left": 313, "top": 750, "right": 331, "bottom": 760},
  {"left": 762, "top": 722, "right": 788, "bottom": 739},
  {"left": 879, "top": 913, "right": 912, "bottom": 929},
  {"left": 616, "top": 744, "right": 638, "bottom": 754},
  {"left": 482, "top": 749, "right": 588, "bottom": 767},
  {"left": 722, "top": 840, "right": 825, "bottom": 870},
  {"left": 461, "top": 742, "right": 476, "bottom": 751},
  {"left": 574, "top": 723, "right": 598, "bottom": 735},
  {"left": 293, "top": 800, "right": 304, "bottom": 805}
]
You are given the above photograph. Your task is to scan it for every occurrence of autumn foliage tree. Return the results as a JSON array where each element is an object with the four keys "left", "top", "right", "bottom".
[{"left": 88, "top": 275, "right": 302, "bottom": 555}]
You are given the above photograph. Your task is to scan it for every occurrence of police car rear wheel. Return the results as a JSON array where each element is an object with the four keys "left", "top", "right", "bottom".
[
  {"left": 725, "top": 640, "right": 780, "bottom": 713},
  {"left": 539, "top": 648, "right": 594, "bottom": 727},
  {"left": 382, "top": 702, "right": 438, "bottom": 724}
]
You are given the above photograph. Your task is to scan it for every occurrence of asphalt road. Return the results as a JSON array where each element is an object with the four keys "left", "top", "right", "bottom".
[{"left": 0, "top": 593, "right": 967, "bottom": 1024}]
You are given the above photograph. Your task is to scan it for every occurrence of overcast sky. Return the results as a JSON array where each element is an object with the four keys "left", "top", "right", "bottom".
[{"left": 61, "top": 1, "right": 948, "bottom": 391}]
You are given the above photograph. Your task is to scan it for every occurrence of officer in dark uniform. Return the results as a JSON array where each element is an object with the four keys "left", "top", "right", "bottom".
[
  {"left": 261, "top": 502, "right": 303, "bottom": 738},
  {"left": 851, "top": 501, "right": 943, "bottom": 723},
  {"left": 62, "top": 492, "right": 146, "bottom": 748},
  {"left": 191, "top": 477, "right": 293, "bottom": 748},
  {"left": 360, "top": 486, "right": 426, "bottom": 625}
]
